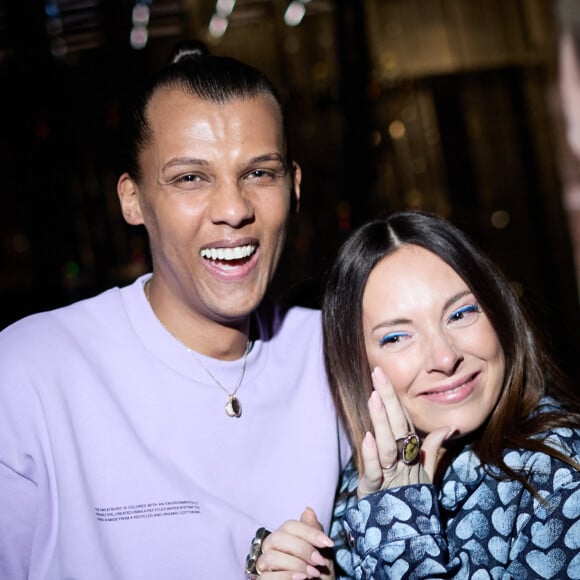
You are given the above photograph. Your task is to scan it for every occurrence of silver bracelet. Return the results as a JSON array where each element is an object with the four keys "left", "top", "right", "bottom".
[{"left": 244, "top": 527, "right": 271, "bottom": 578}]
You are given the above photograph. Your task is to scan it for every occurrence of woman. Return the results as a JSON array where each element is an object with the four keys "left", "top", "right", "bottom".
[
  {"left": 252, "top": 211, "right": 580, "bottom": 579},
  {"left": 326, "top": 211, "right": 580, "bottom": 578}
]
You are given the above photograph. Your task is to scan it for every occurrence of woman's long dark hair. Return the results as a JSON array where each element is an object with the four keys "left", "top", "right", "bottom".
[{"left": 323, "top": 211, "right": 580, "bottom": 492}]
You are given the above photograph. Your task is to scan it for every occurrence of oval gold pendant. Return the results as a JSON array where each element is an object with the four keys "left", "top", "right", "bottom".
[{"left": 225, "top": 395, "right": 242, "bottom": 418}]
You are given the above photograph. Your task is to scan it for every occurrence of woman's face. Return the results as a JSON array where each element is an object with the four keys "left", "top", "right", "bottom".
[{"left": 362, "top": 244, "right": 505, "bottom": 438}]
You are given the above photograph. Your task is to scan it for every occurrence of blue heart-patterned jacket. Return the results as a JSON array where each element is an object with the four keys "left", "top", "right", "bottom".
[{"left": 331, "top": 401, "right": 580, "bottom": 579}]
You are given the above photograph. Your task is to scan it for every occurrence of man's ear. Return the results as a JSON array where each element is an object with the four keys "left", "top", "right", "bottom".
[
  {"left": 117, "top": 173, "right": 145, "bottom": 225},
  {"left": 290, "top": 161, "right": 302, "bottom": 215}
]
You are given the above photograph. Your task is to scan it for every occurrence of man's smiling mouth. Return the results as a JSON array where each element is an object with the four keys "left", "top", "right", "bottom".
[{"left": 200, "top": 245, "right": 256, "bottom": 262}]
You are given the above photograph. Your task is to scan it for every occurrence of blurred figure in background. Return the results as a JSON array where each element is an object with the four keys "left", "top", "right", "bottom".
[{"left": 558, "top": 0, "right": 580, "bottom": 159}]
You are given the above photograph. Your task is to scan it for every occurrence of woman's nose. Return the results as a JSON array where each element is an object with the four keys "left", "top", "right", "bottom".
[{"left": 425, "top": 331, "right": 462, "bottom": 374}]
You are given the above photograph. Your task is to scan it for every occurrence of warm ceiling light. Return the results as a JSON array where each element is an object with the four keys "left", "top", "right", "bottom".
[
  {"left": 209, "top": 14, "right": 228, "bottom": 37},
  {"left": 216, "top": 0, "right": 235, "bottom": 17},
  {"left": 130, "top": 26, "right": 148, "bottom": 49},
  {"left": 132, "top": 4, "right": 150, "bottom": 25},
  {"left": 284, "top": 1, "right": 306, "bottom": 26}
]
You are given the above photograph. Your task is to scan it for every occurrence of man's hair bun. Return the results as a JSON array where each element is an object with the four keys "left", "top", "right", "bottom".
[{"left": 169, "top": 40, "right": 209, "bottom": 65}]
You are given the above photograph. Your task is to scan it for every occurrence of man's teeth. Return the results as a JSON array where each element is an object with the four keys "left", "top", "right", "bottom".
[{"left": 200, "top": 245, "right": 256, "bottom": 261}]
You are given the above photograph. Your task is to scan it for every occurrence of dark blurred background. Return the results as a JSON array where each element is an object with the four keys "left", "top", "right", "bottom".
[{"left": 1, "top": 0, "right": 579, "bottom": 380}]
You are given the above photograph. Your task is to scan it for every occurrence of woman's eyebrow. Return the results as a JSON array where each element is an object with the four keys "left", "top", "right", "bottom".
[
  {"left": 442, "top": 289, "right": 473, "bottom": 314},
  {"left": 370, "top": 317, "right": 412, "bottom": 332}
]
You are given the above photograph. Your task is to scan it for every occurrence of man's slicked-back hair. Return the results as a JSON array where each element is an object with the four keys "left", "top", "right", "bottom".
[{"left": 122, "top": 40, "right": 287, "bottom": 181}]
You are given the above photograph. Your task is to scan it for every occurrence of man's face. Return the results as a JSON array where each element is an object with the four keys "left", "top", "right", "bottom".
[
  {"left": 560, "top": 34, "right": 580, "bottom": 159},
  {"left": 119, "top": 88, "right": 301, "bottom": 326}
]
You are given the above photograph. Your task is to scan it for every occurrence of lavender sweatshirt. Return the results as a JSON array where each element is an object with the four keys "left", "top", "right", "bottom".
[{"left": 0, "top": 275, "right": 350, "bottom": 579}]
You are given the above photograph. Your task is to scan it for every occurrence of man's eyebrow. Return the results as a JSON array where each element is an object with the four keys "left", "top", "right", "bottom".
[
  {"left": 248, "top": 153, "right": 286, "bottom": 164},
  {"left": 161, "top": 154, "right": 286, "bottom": 172},
  {"left": 162, "top": 157, "right": 211, "bottom": 171}
]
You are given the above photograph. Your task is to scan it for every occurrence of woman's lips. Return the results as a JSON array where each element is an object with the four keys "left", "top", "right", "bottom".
[{"left": 419, "top": 372, "right": 480, "bottom": 404}]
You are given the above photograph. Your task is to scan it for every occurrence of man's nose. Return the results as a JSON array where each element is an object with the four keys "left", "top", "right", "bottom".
[{"left": 208, "top": 180, "right": 254, "bottom": 227}]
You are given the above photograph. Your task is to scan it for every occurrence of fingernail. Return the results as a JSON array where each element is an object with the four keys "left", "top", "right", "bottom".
[
  {"left": 369, "top": 391, "right": 382, "bottom": 408},
  {"left": 292, "top": 574, "right": 307, "bottom": 580},
  {"left": 317, "top": 533, "right": 334, "bottom": 548},
  {"left": 311, "top": 550, "right": 327, "bottom": 566},
  {"left": 306, "top": 565, "right": 321, "bottom": 578},
  {"left": 363, "top": 431, "right": 375, "bottom": 450},
  {"left": 445, "top": 427, "right": 457, "bottom": 440},
  {"left": 372, "top": 366, "right": 386, "bottom": 381}
]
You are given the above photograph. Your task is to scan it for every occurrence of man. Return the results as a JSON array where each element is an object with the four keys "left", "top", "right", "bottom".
[{"left": 0, "top": 42, "right": 350, "bottom": 578}]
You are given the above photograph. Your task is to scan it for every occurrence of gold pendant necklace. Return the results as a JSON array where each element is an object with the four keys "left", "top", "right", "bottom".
[
  {"left": 186, "top": 342, "right": 250, "bottom": 418},
  {"left": 144, "top": 279, "right": 250, "bottom": 418}
]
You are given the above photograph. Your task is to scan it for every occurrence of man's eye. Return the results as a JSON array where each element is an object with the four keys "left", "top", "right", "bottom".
[
  {"left": 248, "top": 169, "right": 274, "bottom": 179},
  {"left": 179, "top": 174, "right": 199, "bottom": 183},
  {"left": 170, "top": 174, "right": 203, "bottom": 190}
]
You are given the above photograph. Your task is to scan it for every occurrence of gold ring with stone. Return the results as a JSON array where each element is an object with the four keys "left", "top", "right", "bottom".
[{"left": 396, "top": 433, "right": 421, "bottom": 465}]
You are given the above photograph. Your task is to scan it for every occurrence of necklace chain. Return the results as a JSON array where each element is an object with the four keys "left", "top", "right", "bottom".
[
  {"left": 186, "top": 341, "right": 250, "bottom": 399},
  {"left": 144, "top": 279, "right": 250, "bottom": 418}
]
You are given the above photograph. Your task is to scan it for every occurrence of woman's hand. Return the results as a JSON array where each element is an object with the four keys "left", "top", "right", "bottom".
[
  {"left": 358, "top": 367, "right": 454, "bottom": 498},
  {"left": 256, "top": 508, "right": 335, "bottom": 579}
]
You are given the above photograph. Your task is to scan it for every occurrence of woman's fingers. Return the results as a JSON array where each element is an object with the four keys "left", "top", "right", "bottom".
[
  {"left": 300, "top": 507, "right": 322, "bottom": 530},
  {"left": 359, "top": 367, "right": 457, "bottom": 494},
  {"left": 299, "top": 508, "right": 334, "bottom": 579},
  {"left": 259, "top": 572, "right": 319, "bottom": 580},
  {"left": 358, "top": 431, "right": 385, "bottom": 497},
  {"left": 257, "top": 519, "right": 333, "bottom": 578},
  {"left": 369, "top": 367, "right": 412, "bottom": 470},
  {"left": 371, "top": 367, "right": 410, "bottom": 436},
  {"left": 258, "top": 556, "right": 323, "bottom": 579},
  {"left": 421, "top": 426, "right": 456, "bottom": 480},
  {"left": 367, "top": 391, "right": 398, "bottom": 469}
]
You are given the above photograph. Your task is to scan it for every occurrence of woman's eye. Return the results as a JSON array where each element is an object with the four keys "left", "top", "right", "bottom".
[
  {"left": 448, "top": 304, "right": 480, "bottom": 324},
  {"left": 379, "top": 332, "right": 408, "bottom": 347}
]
